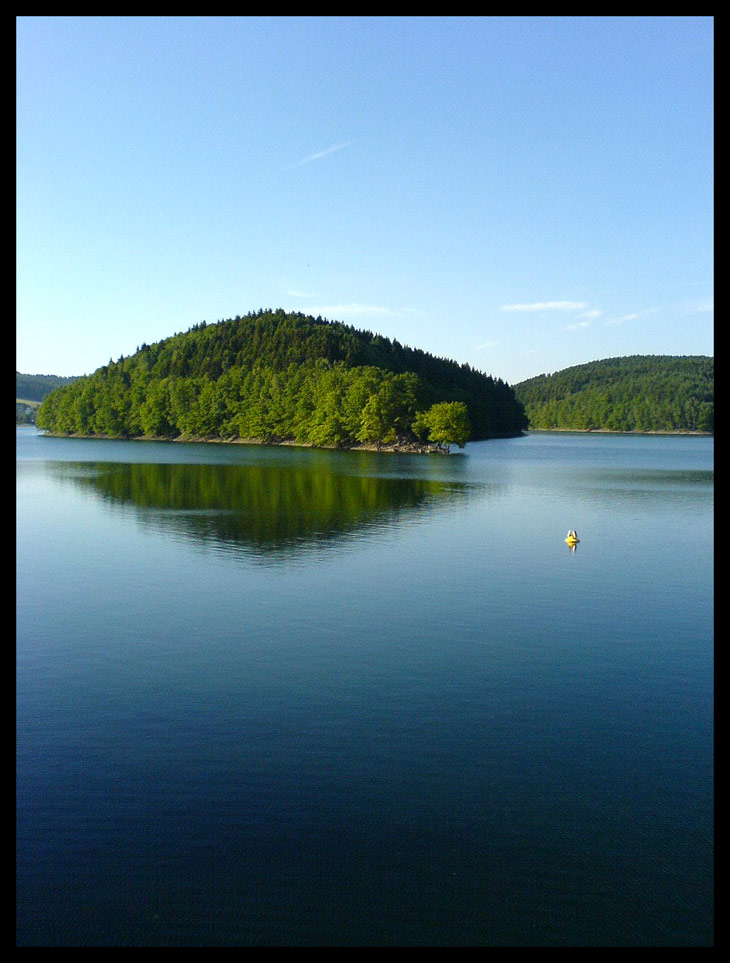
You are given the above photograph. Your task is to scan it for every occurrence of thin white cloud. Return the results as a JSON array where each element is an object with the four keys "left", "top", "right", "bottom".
[
  {"left": 608, "top": 312, "right": 638, "bottom": 325},
  {"left": 690, "top": 299, "right": 714, "bottom": 313},
  {"left": 606, "top": 307, "right": 659, "bottom": 326},
  {"left": 578, "top": 309, "right": 604, "bottom": 319},
  {"left": 283, "top": 140, "right": 355, "bottom": 170},
  {"left": 476, "top": 341, "right": 499, "bottom": 350},
  {"left": 561, "top": 320, "right": 591, "bottom": 331},
  {"left": 501, "top": 301, "right": 588, "bottom": 312}
]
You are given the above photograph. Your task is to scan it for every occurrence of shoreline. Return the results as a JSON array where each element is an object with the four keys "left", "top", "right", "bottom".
[
  {"left": 25, "top": 427, "right": 713, "bottom": 450},
  {"left": 525, "top": 428, "right": 712, "bottom": 436},
  {"left": 34, "top": 430, "right": 457, "bottom": 454}
]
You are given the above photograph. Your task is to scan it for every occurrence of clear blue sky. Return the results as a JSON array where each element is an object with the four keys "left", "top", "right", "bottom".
[{"left": 17, "top": 16, "right": 713, "bottom": 384}]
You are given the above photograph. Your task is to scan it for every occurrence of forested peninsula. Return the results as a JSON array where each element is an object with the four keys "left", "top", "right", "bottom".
[
  {"left": 36, "top": 309, "right": 528, "bottom": 449},
  {"left": 513, "top": 355, "right": 713, "bottom": 433}
]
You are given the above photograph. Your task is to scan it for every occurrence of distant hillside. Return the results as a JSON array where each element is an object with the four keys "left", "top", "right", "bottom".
[
  {"left": 513, "top": 356, "right": 713, "bottom": 433},
  {"left": 16, "top": 400, "right": 39, "bottom": 425},
  {"left": 36, "top": 309, "right": 528, "bottom": 447},
  {"left": 16, "top": 372, "right": 80, "bottom": 424},
  {"left": 16, "top": 372, "right": 79, "bottom": 403}
]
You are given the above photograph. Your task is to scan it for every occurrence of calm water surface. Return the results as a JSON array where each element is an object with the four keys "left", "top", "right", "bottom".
[{"left": 16, "top": 427, "right": 713, "bottom": 946}]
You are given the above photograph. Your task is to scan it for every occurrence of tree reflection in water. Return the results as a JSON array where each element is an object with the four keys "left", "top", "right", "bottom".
[{"left": 52, "top": 459, "right": 471, "bottom": 561}]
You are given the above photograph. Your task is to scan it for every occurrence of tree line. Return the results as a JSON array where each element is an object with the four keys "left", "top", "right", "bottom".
[
  {"left": 513, "top": 356, "right": 713, "bottom": 433},
  {"left": 37, "top": 310, "right": 528, "bottom": 447},
  {"left": 16, "top": 372, "right": 78, "bottom": 403}
]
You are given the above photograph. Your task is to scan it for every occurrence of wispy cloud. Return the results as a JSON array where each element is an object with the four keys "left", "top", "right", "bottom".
[
  {"left": 498, "top": 298, "right": 666, "bottom": 331},
  {"left": 476, "top": 340, "right": 499, "bottom": 350},
  {"left": 606, "top": 307, "right": 659, "bottom": 326},
  {"left": 283, "top": 140, "right": 355, "bottom": 170},
  {"left": 500, "top": 300, "right": 588, "bottom": 312},
  {"left": 607, "top": 312, "right": 638, "bottom": 325}
]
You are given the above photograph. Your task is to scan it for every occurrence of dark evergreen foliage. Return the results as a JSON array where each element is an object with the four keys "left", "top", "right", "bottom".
[
  {"left": 16, "top": 372, "right": 78, "bottom": 402},
  {"left": 36, "top": 309, "right": 529, "bottom": 446},
  {"left": 514, "top": 356, "right": 713, "bottom": 433}
]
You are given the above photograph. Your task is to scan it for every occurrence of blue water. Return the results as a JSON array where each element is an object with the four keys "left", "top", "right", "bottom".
[{"left": 16, "top": 427, "right": 713, "bottom": 946}]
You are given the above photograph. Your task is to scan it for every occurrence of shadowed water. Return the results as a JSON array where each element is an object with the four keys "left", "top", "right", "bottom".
[{"left": 17, "top": 428, "right": 713, "bottom": 946}]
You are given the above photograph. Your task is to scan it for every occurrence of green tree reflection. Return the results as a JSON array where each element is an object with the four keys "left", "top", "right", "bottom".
[{"left": 59, "top": 460, "right": 469, "bottom": 561}]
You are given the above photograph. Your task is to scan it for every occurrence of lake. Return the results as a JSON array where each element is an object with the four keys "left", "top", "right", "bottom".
[{"left": 16, "top": 426, "right": 713, "bottom": 946}]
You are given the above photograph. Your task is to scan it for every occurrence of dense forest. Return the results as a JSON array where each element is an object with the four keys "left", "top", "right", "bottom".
[
  {"left": 36, "top": 309, "right": 528, "bottom": 448},
  {"left": 16, "top": 372, "right": 78, "bottom": 403},
  {"left": 514, "top": 356, "right": 713, "bottom": 433},
  {"left": 16, "top": 372, "right": 78, "bottom": 423}
]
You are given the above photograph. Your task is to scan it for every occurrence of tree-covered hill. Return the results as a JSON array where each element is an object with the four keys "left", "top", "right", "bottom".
[
  {"left": 36, "top": 309, "right": 528, "bottom": 447},
  {"left": 16, "top": 372, "right": 78, "bottom": 403},
  {"left": 17, "top": 372, "right": 80, "bottom": 424},
  {"left": 513, "top": 356, "right": 713, "bottom": 433}
]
